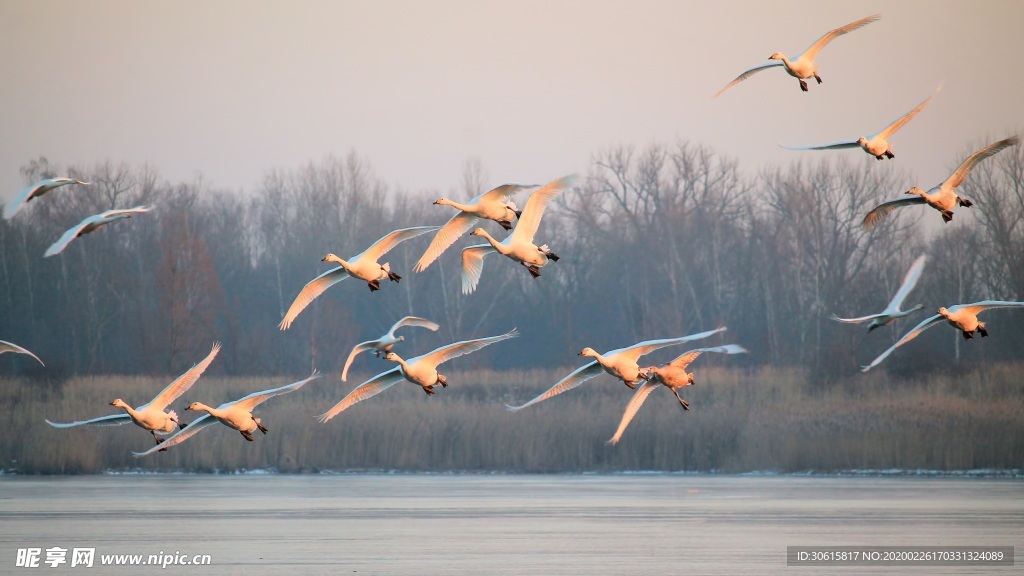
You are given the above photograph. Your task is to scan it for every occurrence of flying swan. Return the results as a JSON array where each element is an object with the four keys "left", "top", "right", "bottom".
[
  {"left": 506, "top": 327, "right": 726, "bottom": 412},
  {"left": 460, "top": 175, "right": 576, "bottom": 294},
  {"left": 46, "top": 342, "right": 221, "bottom": 451},
  {"left": 861, "top": 301, "right": 1024, "bottom": 372},
  {"left": 4, "top": 177, "right": 90, "bottom": 220},
  {"left": 781, "top": 85, "right": 940, "bottom": 160},
  {"left": 132, "top": 371, "right": 320, "bottom": 457},
  {"left": 607, "top": 344, "right": 748, "bottom": 445},
  {"left": 279, "top": 225, "right": 439, "bottom": 330},
  {"left": 831, "top": 254, "right": 928, "bottom": 331},
  {"left": 44, "top": 206, "right": 153, "bottom": 257},
  {"left": 0, "top": 340, "right": 45, "bottom": 366},
  {"left": 341, "top": 315, "right": 441, "bottom": 381},
  {"left": 862, "top": 136, "right": 1020, "bottom": 227},
  {"left": 714, "top": 14, "right": 879, "bottom": 96},
  {"left": 414, "top": 184, "right": 536, "bottom": 272},
  {"left": 319, "top": 329, "right": 518, "bottom": 422}
]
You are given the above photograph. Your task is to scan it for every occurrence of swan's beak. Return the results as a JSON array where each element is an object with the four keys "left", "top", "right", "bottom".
[
  {"left": 109, "top": 401, "right": 117, "bottom": 406},
  {"left": 433, "top": 200, "right": 440, "bottom": 205}
]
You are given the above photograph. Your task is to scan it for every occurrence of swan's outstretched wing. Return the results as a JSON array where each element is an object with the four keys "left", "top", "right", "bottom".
[
  {"left": 886, "top": 254, "right": 928, "bottom": 312},
  {"left": 953, "top": 300, "right": 1024, "bottom": 318},
  {"left": 416, "top": 329, "right": 519, "bottom": 369},
  {"left": 713, "top": 61, "right": 785, "bottom": 98},
  {"left": 318, "top": 369, "right": 404, "bottom": 422},
  {"left": 607, "top": 382, "right": 659, "bottom": 446},
  {"left": 46, "top": 414, "right": 133, "bottom": 428},
  {"left": 460, "top": 244, "right": 496, "bottom": 294},
  {"left": 43, "top": 206, "right": 152, "bottom": 257},
  {"left": 415, "top": 211, "right": 479, "bottom": 272},
  {"left": 861, "top": 314, "right": 944, "bottom": 372},
  {"left": 390, "top": 316, "right": 440, "bottom": 335},
  {"left": 506, "top": 361, "right": 605, "bottom": 412},
  {"left": 510, "top": 175, "right": 576, "bottom": 244},
  {"left": 146, "top": 342, "right": 221, "bottom": 412},
  {"left": 614, "top": 327, "right": 727, "bottom": 364},
  {"left": 131, "top": 414, "right": 217, "bottom": 457},
  {"left": 666, "top": 344, "right": 749, "bottom": 370},
  {"left": 0, "top": 340, "right": 44, "bottom": 365},
  {"left": 944, "top": 136, "right": 1020, "bottom": 191},
  {"left": 861, "top": 196, "right": 926, "bottom": 229},
  {"left": 874, "top": 86, "right": 940, "bottom": 141},
  {"left": 279, "top": 266, "right": 351, "bottom": 330},
  {"left": 4, "top": 178, "right": 88, "bottom": 219},
  {"left": 478, "top": 183, "right": 534, "bottom": 203},
  {"left": 231, "top": 371, "right": 320, "bottom": 413},
  {"left": 359, "top": 225, "right": 439, "bottom": 263},
  {"left": 800, "top": 14, "right": 880, "bottom": 62},
  {"left": 341, "top": 340, "right": 378, "bottom": 382},
  {"left": 831, "top": 312, "right": 885, "bottom": 324},
  {"left": 779, "top": 139, "right": 860, "bottom": 151}
]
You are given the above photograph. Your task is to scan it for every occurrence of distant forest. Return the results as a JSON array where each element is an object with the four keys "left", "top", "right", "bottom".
[{"left": 2, "top": 139, "right": 1023, "bottom": 383}]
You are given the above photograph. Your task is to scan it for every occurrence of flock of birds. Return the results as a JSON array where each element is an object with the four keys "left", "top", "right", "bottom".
[{"left": 2, "top": 12, "right": 1022, "bottom": 461}]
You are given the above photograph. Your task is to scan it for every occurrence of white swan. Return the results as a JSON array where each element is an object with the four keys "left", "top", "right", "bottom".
[
  {"left": 414, "top": 184, "right": 536, "bottom": 272},
  {"left": 44, "top": 206, "right": 153, "bottom": 257},
  {"left": 861, "top": 301, "right": 1024, "bottom": 372},
  {"left": 278, "top": 225, "right": 439, "bottom": 330},
  {"left": 863, "top": 136, "right": 1020, "bottom": 227},
  {"left": 46, "top": 343, "right": 220, "bottom": 451},
  {"left": 319, "top": 329, "right": 518, "bottom": 422},
  {"left": 506, "top": 327, "right": 726, "bottom": 412},
  {"left": 607, "top": 344, "right": 748, "bottom": 445},
  {"left": 831, "top": 254, "right": 928, "bottom": 331},
  {"left": 714, "top": 14, "right": 879, "bottom": 96},
  {"left": 4, "top": 177, "right": 90, "bottom": 220},
  {"left": 0, "top": 340, "right": 44, "bottom": 366},
  {"left": 341, "top": 315, "right": 441, "bottom": 381},
  {"left": 460, "top": 175, "right": 576, "bottom": 294},
  {"left": 781, "top": 85, "right": 940, "bottom": 160},
  {"left": 132, "top": 371, "right": 320, "bottom": 457}
]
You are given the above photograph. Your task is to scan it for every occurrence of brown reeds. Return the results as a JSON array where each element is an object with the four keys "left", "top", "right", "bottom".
[{"left": 3, "top": 363, "right": 1023, "bottom": 474}]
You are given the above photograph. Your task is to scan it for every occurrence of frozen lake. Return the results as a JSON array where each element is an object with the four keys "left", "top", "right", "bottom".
[{"left": 1, "top": 474, "right": 1020, "bottom": 574}]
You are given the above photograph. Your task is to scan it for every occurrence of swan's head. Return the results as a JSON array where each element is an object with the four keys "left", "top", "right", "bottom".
[
  {"left": 579, "top": 347, "right": 598, "bottom": 358},
  {"left": 905, "top": 186, "right": 925, "bottom": 197},
  {"left": 383, "top": 352, "right": 403, "bottom": 363},
  {"left": 768, "top": 52, "right": 783, "bottom": 61},
  {"left": 322, "top": 253, "right": 342, "bottom": 264},
  {"left": 937, "top": 307, "right": 950, "bottom": 317},
  {"left": 686, "top": 372, "right": 696, "bottom": 387},
  {"left": 185, "top": 402, "right": 204, "bottom": 411},
  {"left": 433, "top": 198, "right": 450, "bottom": 206},
  {"left": 110, "top": 398, "right": 129, "bottom": 409},
  {"left": 398, "top": 336, "right": 406, "bottom": 342},
  {"left": 856, "top": 137, "right": 869, "bottom": 147},
  {"left": 469, "top": 228, "right": 487, "bottom": 237}
]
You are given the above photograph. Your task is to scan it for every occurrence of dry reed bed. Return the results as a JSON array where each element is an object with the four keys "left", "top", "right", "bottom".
[{"left": 3, "top": 364, "right": 1022, "bottom": 474}]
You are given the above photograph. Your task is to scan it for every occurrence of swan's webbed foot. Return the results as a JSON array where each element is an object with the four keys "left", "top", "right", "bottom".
[
  {"left": 962, "top": 330, "right": 973, "bottom": 340},
  {"left": 154, "top": 434, "right": 168, "bottom": 452},
  {"left": 526, "top": 265, "right": 542, "bottom": 278},
  {"left": 959, "top": 198, "right": 974, "bottom": 207},
  {"left": 240, "top": 430, "right": 255, "bottom": 441},
  {"left": 545, "top": 251, "right": 560, "bottom": 262},
  {"left": 423, "top": 385, "right": 436, "bottom": 396},
  {"left": 513, "top": 209, "right": 523, "bottom": 219},
  {"left": 437, "top": 374, "right": 448, "bottom": 388},
  {"left": 884, "top": 150, "right": 894, "bottom": 159},
  {"left": 368, "top": 280, "right": 381, "bottom": 292},
  {"left": 387, "top": 271, "right": 402, "bottom": 283},
  {"left": 941, "top": 210, "right": 954, "bottom": 223},
  {"left": 799, "top": 79, "right": 808, "bottom": 92},
  {"left": 814, "top": 73, "right": 822, "bottom": 85},
  {"left": 498, "top": 220, "right": 514, "bottom": 231},
  {"left": 623, "top": 380, "right": 637, "bottom": 390},
  {"left": 875, "top": 155, "right": 884, "bottom": 160},
  {"left": 256, "top": 420, "right": 268, "bottom": 434},
  {"left": 676, "top": 396, "right": 690, "bottom": 411},
  {"left": 978, "top": 325, "right": 988, "bottom": 337}
]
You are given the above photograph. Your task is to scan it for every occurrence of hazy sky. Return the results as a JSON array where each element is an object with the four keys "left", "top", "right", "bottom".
[{"left": 2, "top": 0, "right": 1022, "bottom": 200}]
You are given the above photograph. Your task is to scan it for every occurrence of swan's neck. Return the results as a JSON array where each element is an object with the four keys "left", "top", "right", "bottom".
[
  {"left": 476, "top": 231, "right": 505, "bottom": 251},
  {"left": 444, "top": 199, "right": 474, "bottom": 212},
  {"left": 117, "top": 403, "right": 141, "bottom": 421},
  {"left": 327, "top": 256, "right": 352, "bottom": 270},
  {"left": 190, "top": 403, "right": 217, "bottom": 416}
]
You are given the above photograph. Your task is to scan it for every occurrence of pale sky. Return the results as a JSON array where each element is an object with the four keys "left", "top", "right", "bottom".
[{"left": 2, "top": 0, "right": 1022, "bottom": 200}]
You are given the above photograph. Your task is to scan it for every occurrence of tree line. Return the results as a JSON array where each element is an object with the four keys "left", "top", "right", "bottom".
[{"left": 2, "top": 140, "right": 1022, "bottom": 383}]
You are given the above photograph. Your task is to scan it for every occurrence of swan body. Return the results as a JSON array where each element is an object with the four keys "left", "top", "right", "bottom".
[
  {"left": 608, "top": 344, "right": 748, "bottom": 445},
  {"left": 44, "top": 206, "right": 153, "bottom": 257},
  {"left": 415, "top": 184, "right": 535, "bottom": 272},
  {"left": 47, "top": 343, "right": 220, "bottom": 450},
  {"left": 863, "top": 137, "right": 1020, "bottom": 227},
  {"left": 319, "top": 329, "right": 518, "bottom": 421},
  {"left": 715, "top": 14, "right": 879, "bottom": 96},
  {"left": 4, "top": 177, "right": 90, "bottom": 219},
  {"left": 341, "top": 315, "right": 441, "bottom": 381},
  {"left": 279, "top": 225, "right": 439, "bottom": 330},
  {"left": 861, "top": 301, "right": 1024, "bottom": 372},
  {"left": 506, "top": 327, "right": 726, "bottom": 412},
  {"left": 831, "top": 255, "right": 927, "bottom": 331},
  {"left": 460, "top": 175, "right": 576, "bottom": 294},
  {"left": 132, "top": 371, "right": 320, "bottom": 456},
  {"left": 0, "top": 340, "right": 44, "bottom": 366},
  {"left": 781, "top": 85, "right": 939, "bottom": 160}
]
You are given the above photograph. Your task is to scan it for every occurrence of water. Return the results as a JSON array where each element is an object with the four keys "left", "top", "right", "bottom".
[{"left": 1, "top": 474, "right": 1020, "bottom": 575}]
